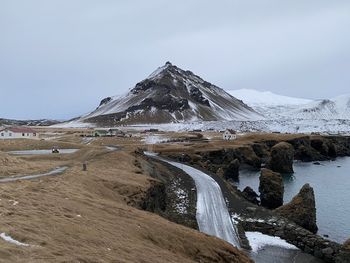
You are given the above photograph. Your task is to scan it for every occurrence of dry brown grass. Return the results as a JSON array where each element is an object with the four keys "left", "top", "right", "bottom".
[
  {"left": 0, "top": 138, "right": 82, "bottom": 152},
  {"left": 0, "top": 152, "right": 64, "bottom": 178},
  {"left": 0, "top": 135, "right": 252, "bottom": 263}
]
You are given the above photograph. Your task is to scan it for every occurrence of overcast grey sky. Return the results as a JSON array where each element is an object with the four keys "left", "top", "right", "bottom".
[{"left": 1, "top": 1, "right": 349, "bottom": 119}]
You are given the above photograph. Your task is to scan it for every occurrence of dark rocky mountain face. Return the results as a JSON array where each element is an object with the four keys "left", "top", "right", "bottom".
[{"left": 82, "top": 62, "right": 261, "bottom": 125}]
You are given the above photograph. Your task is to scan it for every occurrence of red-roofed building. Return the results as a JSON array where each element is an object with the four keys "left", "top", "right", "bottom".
[{"left": 0, "top": 127, "right": 38, "bottom": 139}]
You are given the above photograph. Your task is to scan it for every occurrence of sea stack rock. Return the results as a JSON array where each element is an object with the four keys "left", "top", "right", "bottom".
[
  {"left": 336, "top": 239, "right": 350, "bottom": 263},
  {"left": 268, "top": 142, "right": 294, "bottom": 173},
  {"left": 259, "top": 168, "right": 284, "bottom": 209},
  {"left": 242, "top": 186, "right": 259, "bottom": 205},
  {"left": 223, "top": 159, "right": 240, "bottom": 181},
  {"left": 276, "top": 184, "right": 318, "bottom": 233}
]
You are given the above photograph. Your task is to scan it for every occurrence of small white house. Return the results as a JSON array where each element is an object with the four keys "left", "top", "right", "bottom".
[
  {"left": 0, "top": 127, "right": 38, "bottom": 139},
  {"left": 223, "top": 129, "right": 237, "bottom": 140},
  {"left": 108, "top": 128, "right": 125, "bottom": 137}
]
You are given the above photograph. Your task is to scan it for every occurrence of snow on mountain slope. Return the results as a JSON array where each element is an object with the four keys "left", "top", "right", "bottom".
[
  {"left": 78, "top": 62, "right": 262, "bottom": 126},
  {"left": 227, "top": 89, "right": 350, "bottom": 121},
  {"left": 227, "top": 89, "right": 312, "bottom": 106},
  {"left": 284, "top": 95, "right": 350, "bottom": 120},
  {"left": 227, "top": 89, "right": 312, "bottom": 119}
]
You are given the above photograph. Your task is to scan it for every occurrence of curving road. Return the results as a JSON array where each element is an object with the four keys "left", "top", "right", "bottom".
[
  {"left": 0, "top": 167, "right": 68, "bottom": 183},
  {"left": 145, "top": 152, "right": 241, "bottom": 248}
]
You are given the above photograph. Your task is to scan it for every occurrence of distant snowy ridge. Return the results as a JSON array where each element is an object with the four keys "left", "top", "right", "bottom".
[
  {"left": 227, "top": 89, "right": 311, "bottom": 106},
  {"left": 227, "top": 89, "right": 312, "bottom": 119},
  {"left": 285, "top": 95, "right": 350, "bottom": 120},
  {"left": 228, "top": 89, "right": 350, "bottom": 120}
]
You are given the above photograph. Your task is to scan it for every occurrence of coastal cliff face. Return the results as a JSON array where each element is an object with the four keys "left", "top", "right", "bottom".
[{"left": 165, "top": 135, "right": 350, "bottom": 173}]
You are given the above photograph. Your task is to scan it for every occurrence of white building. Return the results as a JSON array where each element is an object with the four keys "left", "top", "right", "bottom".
[
  {"left": 108, "top": 128, "right": 125, "bottom": 137},
  {"left": 0, "top": 127, "right": 38, "bottom": 139},
  {"left": 223, "top": 129, "right": 237, "bottom": 140}
]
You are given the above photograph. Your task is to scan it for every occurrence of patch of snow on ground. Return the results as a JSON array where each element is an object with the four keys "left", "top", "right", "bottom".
[
  {"left": 231, "top": 213, "right": 267, "bottom": 224},
  {"left": 143, "top": 151, "right": 159, "bottom": 157},
  {"left": 9, "top": 200, "right": 19, "bottom": 206},
  {"left": 0, "top": 233, "right": 30, "bottom": 247},
  {"left": 170, "top": 179, "right": 189, "bottom": 214},
  {"left": 51, "top": 120, "right": 95, "bottom": 128},
  {"left": 81, "top": 137, "right": 94, "bottom": 145},
  {"left": 246, "top": 231, "right": 298, "bottom": 253},
  {"left": 231, "top": 213, "right": 242, "bottom": 224},
  {"left": 143, "top": 135, "right": 169, "bottom": 144}
]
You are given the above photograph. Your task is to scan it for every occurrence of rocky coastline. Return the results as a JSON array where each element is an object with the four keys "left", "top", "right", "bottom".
[{"left": 159, "top": 135, "right": 350, "bottom": 262}]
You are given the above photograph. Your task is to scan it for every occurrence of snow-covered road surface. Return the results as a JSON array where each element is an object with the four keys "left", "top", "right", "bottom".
[
  {"left": 8, "top": 149, "right": 79, "bottom": 155},
  {"left": 0, "top": 167, "right": 68, "bottom": 183},
  {"left": 145, "top": 152, "right": 240, "bottom": 248}
]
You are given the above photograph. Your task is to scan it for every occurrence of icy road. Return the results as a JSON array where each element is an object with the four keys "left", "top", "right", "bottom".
[{"left": 145, "top": 152, "right": 241, "bottom": 248}]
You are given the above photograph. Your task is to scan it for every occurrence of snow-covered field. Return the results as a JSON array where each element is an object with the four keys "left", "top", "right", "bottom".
[
  {"left": 134, "top": 118, "right": 350, "bottom": 134},
  {"left": 54, "top": 118, "right": 350, "bottom": 134},
  {"left": 246, "top": 231, "right": 298, "bottom": 253}
]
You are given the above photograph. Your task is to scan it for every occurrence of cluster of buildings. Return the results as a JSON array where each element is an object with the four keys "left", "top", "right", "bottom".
[
  {"left": 92, "top": 128, "right": 127, "bottom": 137},
  {"left": 0, "top": 126, "right": 237, "bottom": 141}
]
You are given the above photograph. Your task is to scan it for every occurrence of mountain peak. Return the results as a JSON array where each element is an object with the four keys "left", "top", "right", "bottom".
[
  {"left": 79, "top": 64, "right": 261, "bottom": 125},
  {"left": 145, "top": 63, "right": 205, "bottom": 90},
  {"left": 147, "top": 62, "right": 174, "bottom": 80}
]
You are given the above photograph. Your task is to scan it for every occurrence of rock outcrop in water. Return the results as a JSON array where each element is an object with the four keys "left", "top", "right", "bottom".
[
  {"left": 276, "top": 183, "right": 318, "bottom": 234},
  {"left": 268, "top": 142, "right": 294, "bottom": 173},
  {"left": 241, "top": 186, "right": 259, "bottom": 205},
  {"left": 259, "top": 168, "right": 284, "bottom": 209},
  {"left": 223, "top": 159, "right": 240, "bottom": 181}
]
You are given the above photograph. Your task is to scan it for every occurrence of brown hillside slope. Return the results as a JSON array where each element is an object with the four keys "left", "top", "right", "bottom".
[{"left": 0, "top": 149, "right": 251, "bottom": 263}]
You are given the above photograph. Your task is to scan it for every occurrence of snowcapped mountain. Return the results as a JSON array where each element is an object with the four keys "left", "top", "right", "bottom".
[
  {"left": 228, "top": 89, "right": 350, "bottom": 120},
  {"left": 77, "top": 62, "right": 262, "bottom": 126},
  {"left": 227, "top": 89, "right": 312, "bottom": 119},
  {"left": 284, "top": 95, "right": 350, "bottom": 120}
]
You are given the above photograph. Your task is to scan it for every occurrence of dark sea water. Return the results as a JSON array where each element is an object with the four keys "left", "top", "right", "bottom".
[{"left": 236, "top": 157, "right": 350, "bottom": 243}]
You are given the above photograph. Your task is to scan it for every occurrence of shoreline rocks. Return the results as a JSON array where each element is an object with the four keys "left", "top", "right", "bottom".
[
  {"left": 242, "top": 218, "right": 342, "bottom": 263},
  {"left": 268, "top": 142, "right": 294, "bottom": 173},
  {"left": 259, "top": 168, "right": 284, "bottom": 209},
  {"left": 336, "top": 239, "right": 350, "bottom": 263},
  {"left": 241, "top": 186, "right": 259, "bottom": 205},
  {"left": 276, "top": 183, "right": 318, "bottom": 234}
]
